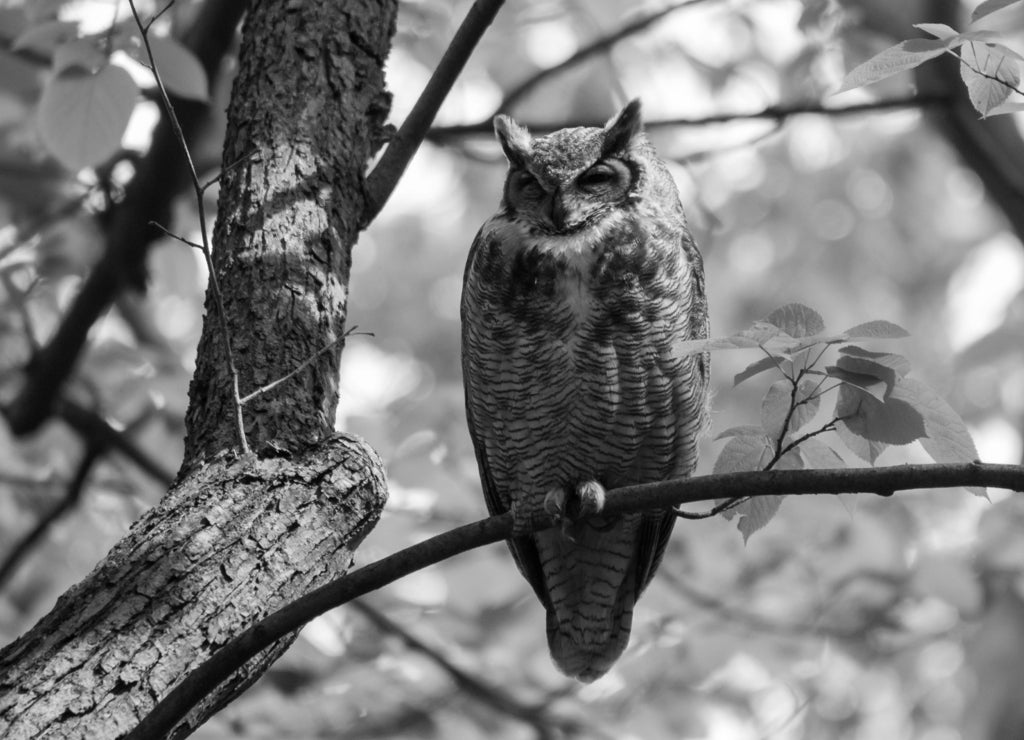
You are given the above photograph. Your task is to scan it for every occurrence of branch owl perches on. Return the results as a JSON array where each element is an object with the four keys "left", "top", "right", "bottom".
[{"left": 461, "top": 99, "right": 710, "bottom": 681}]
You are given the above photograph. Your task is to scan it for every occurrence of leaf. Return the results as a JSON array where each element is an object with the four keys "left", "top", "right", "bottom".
[
  {"left": 834, "top": 353, "right": 899, "bottom": 397},
  {"left": 761, "top": 380, "right": 792, "bottom": 440},
  {"left": 714, "top": 425, "right": 765, "bottom": 441},
  {"left": 12, "top": 19, "right": 78, "bottom": 54},
  {"left": 713, "top": 434, "right": 772, "bottom": 474},
  {"left": 144, "top": 36, "right": 209, "bottom": 102},
  {"left": 972, "top": 0, "right": 1024, "bottom": 23},
  {"left": 52, "top": 38, "right": 106, "bottom": 73},
  {"left": 969, "top": 0, "right": 1024, "bottom": 31},
  {"left": 735, "top": 495, "right": 785, "bottom": 542},
  {"left": 837, "top": 38, "right": 951, "bottom": 93},
  {"left": 898, "top": 378, "right": 986, "bottom": 496},
  {"left": 835, "top": 382, "right": 927, "bottom": 463},
  {"left": 790, "top": 377, "right": 823, "bottom": 433},
  {"left": 38, "top": 64, "right": 138, "bottom": 170},
  {"left": 735, "top": 449, "right": 802, "bottom": 542},
  {"left": 825, "top": 365, "right": 890, "bottom": 402},
  {"left": 841, "top": 319, "right": 910, "bottom": 339},
  {"left": 763, "top": 303, "right": 825, "bottom": 338},
  {"left": 734, "top": 354, "right": 789, "bottom": 386},
  {"left": 914, "top": 23, "right": 960, "bottom": 40},
  {"left": 960, "top": 42, "right": 1021, "bottom": 116},
  {"left": 838, "top": 345, "right": 911, "bottom": 377},
  {"left": 797, "top": 437, "right": 847, "bottom": 469}
]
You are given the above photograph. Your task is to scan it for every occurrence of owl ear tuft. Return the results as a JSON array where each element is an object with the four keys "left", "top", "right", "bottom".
[
  {"left": 494, "top": 115, "right": 532, "bottom": 166},
  {"left": 602, "top": 98, "right": 643, "bottom": 155}
]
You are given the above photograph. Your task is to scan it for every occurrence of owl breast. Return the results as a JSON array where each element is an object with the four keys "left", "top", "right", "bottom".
[{"left": 462, "top": 205, "right": 707, "bottom": 681}]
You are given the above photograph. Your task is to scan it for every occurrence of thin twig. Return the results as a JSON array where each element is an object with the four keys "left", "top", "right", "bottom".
[
  {"left": 499, "top": 0, "right": 710, "bottom": 113},
  {"left": 362, "top": 0, "right": 506, "bottom": 222},
  {"left": 127, "top": 0, "right": 249, "bottom": 454},
  {"left": 350, "top": 601, "right": 576, "bottom": 736},
  {"left": 127, "top": 461, "right": 1024, "bottom": 739},
  {"left": 239, "top": 335, "right": 343, "bottom": 405},
  {"left": 149, "top": 221, "right": 203, "bottom": 250}
]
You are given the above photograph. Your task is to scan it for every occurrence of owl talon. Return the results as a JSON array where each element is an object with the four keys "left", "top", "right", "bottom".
[
  {"left": 575, "top": 480, "right": 606, "bottom": 517},
  {"left": 544, "top": 487, "right": 567, "bottom": 521}
]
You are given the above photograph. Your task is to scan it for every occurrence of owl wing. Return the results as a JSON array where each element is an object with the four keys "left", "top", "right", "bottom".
[
  {"left": 632, "top": 230, "right": 710, "bottom": 596},
  {"left": 461, "top": 228, "right": 553, "bottom": 608}
]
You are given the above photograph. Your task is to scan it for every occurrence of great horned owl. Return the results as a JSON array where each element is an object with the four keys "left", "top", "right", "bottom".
[{"left": 461, "top": 99, "right": 710, "bottom": 682}]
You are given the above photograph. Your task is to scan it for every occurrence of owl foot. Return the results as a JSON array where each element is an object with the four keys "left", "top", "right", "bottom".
[{"left": 544, "top": 480, "right": 607, "bottom": 541}]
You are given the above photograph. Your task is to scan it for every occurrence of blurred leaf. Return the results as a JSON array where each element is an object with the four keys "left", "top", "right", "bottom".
[
  {"left": 764, "top": 303, "right": 825, "bottom": 338},
  {"left": 734, "top": 354, "right": 788, "bottom": 386},
  {"left": 760, "top": 379, "right": 791, "bottom": 440},
  {"left": 837, "top": 38, "right": 950, "bottom": 93},
  {"left": 132, "top": 36, "right": 210, "bottom": 102},
  {"left": 38, "top": 64, "right": 138, "bottom": 170},
  {"left": 841, "top": 319, "right": 910, "bottom": 339},
  {"left": 897, "top": 378, "right": 985, "bottom": 496},
  {"left": 835, "top": 382, "right": 926, "bottom": 463},
  {"left": 914, "top": 23, "right": 960, "bottom": 40},
  {"left": 12, "top": 19, "right": 78, "bottom": 54},
  {"left": 52, "top": 39, "right": 105, "bottom": 73},
  {"left": 972, "top": 0, "right": 1024, "bottom": 23}
]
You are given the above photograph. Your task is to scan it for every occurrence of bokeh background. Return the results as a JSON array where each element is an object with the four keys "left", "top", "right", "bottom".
[{"left": 2, "top": 1, "right": 1023, "bottom": 738}]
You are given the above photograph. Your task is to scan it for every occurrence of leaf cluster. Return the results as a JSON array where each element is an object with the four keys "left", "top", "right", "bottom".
[
  {"left": 681, "top": 304, "right": 982, "bottom": 540},
  {"left": 837, "top": 0, "right": 1024, "bottom": 117}
]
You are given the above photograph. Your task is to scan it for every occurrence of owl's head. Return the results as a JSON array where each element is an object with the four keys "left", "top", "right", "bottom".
[{"left": 493, "top": 99, "right": 673, "bottom": 235}]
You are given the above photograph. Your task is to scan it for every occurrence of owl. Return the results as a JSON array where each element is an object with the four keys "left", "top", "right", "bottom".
[{"left": 460, "top": 99, "right": 710, "bottom": 682}]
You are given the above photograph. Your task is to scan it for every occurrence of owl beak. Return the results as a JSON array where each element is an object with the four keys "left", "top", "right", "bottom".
[{"left": 546, "top": 191, "right": 576, "bottom": 233}]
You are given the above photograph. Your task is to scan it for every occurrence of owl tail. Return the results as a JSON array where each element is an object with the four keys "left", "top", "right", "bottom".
[{"left": 545, "top": 599, "right": 635, "bottom": 682}]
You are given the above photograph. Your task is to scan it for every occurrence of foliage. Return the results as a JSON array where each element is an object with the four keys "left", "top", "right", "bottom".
[
  {"left": 682, "top": 303, "right": 982, "bottom": 539},
  {"left": 8, "top": 8, "right": 207, "bottom": 169},
  {"left": 837, "top": 0, "right": 1024, "bottom": 116}
]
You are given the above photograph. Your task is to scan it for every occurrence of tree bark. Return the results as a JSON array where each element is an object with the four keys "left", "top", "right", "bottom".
[{"left": 0, "top": 0, "right": 397, "bottom": 737}]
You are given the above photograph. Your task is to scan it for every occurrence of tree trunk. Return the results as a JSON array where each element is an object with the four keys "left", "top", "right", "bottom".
[{"left": 0, "top": 0, "right": 397, "bottom": 737}]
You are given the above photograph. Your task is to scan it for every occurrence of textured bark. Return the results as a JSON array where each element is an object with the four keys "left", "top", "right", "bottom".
[
  {"left": 183, "top": 0, "right": 396, "bottom": 464},
  {"left": 0, "top": 437, "right": 386, "bottom": 739},
  {"left": 0, "top": 0, "right": 398, "bottom": 736}
]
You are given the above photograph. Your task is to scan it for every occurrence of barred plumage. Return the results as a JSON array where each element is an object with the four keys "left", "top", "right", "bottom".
[{"left": 461, "top": 100, "right": 709, "bottom": 682}]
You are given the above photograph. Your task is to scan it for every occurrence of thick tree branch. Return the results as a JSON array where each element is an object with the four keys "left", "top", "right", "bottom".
[
  {"left": 130, "top": 462, "right": 1021, "bottom": 738},
  {"left": 362, "top": 0, "right": 505, "bottom": 222},
  {"left": 2, "top": 0, "right": 247, "bottom": 436}
]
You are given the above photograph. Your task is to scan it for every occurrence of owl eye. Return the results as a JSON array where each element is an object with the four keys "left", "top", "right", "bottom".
[
  {"left": 511, "top": 171, "right": 543, "bottom": 199},
  {"left": 577, "top": 162, "right": 624, "bottom": 192}
]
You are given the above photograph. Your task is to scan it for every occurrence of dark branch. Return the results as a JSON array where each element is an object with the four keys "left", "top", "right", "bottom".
[
  {"left": 0, "top": 447, "right": 101, "bottom": 591},
  {"left": 426, "top": 94, "right": 954, "bottom": 142},
  {"left": 351, "top": 601, "right": 577, "bottom": 735},
  {"left": 362, "top": 0, "right": 505, "bottom": 222},
  {"left": 129, "top": 461, "right": 1021, "bottom": 738},
  {"left": 56, "top": 398, "right": 175, "bottom": 487}
]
